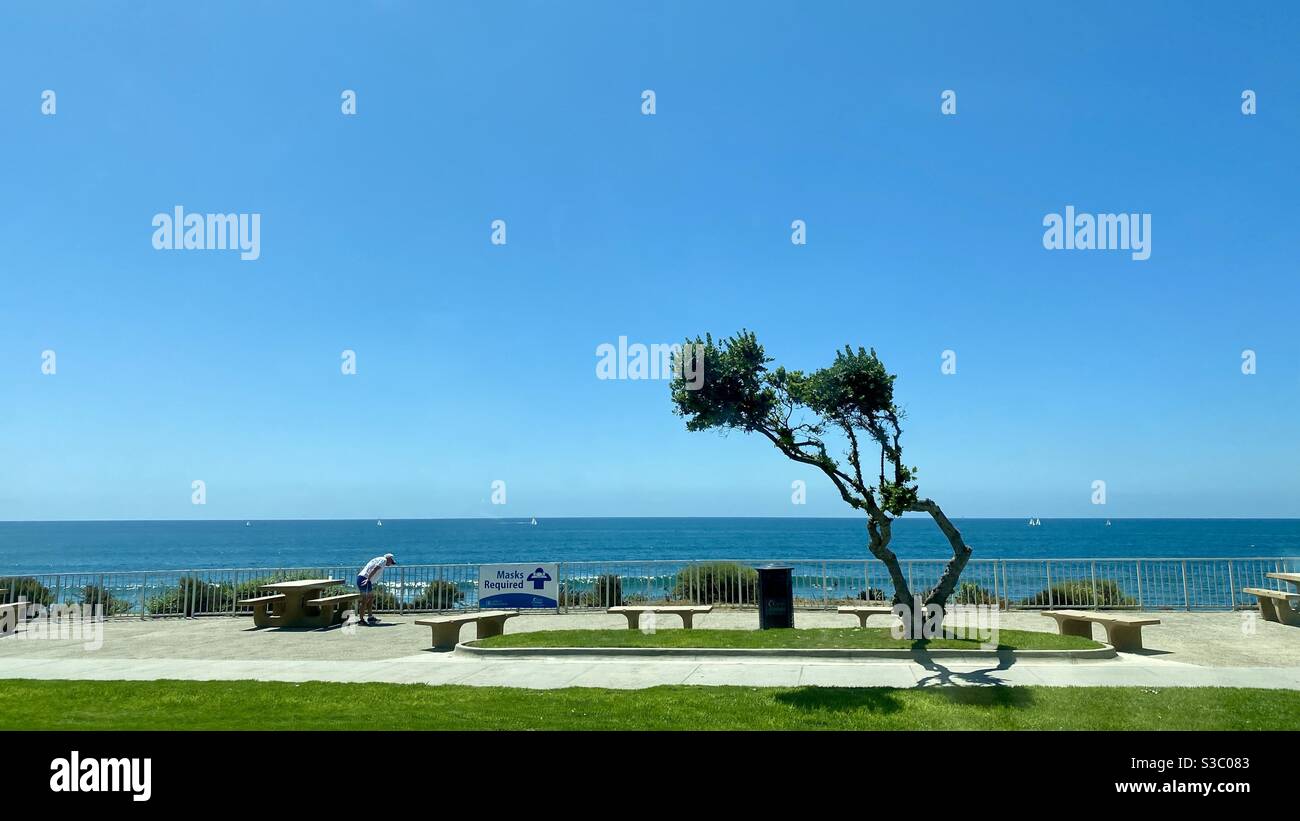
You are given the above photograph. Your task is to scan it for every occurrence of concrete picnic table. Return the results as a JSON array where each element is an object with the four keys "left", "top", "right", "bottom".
[
  {"left": 238, "top": 578, "right": 358, "bottom": 628},
  {"left": 1241, "top": 574, "right": 1300, "bottom": 626}
]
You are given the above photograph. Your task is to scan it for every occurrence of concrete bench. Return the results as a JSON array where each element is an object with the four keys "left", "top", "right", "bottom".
[
  {"left": 236, "top": 593, "right": 287, "bottom": 625},
  {"left": 837, "top": 605, "right": 896, "bottom": 628},
  {"left": 306, "top": 593, "right": 359, "bottom": 607},
  {"left": 237, "top": 593, "right": 287, "bottom": 606},
  {"left": 415, "top": 610, "right": 519, "bottom": 649},
  {"left": 305, "top": 592, "right": 360, "bottom": 624},
  {"left": 1042, "top": 610, "right": 1161, "bottom": 651},
  {"left": 607, "top": 605, "right": 712, "bottom": 630},
  {"left": 1243, "top": 588, "right": 1300, "bottom": 627}
]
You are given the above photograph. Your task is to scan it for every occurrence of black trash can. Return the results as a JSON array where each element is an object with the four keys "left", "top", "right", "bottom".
[{"left": 756, "top": 564, "right": 794, "bottom": 629}]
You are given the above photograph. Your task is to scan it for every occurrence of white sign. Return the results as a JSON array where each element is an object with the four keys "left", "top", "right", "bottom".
[{"left": 479, "top": 563, "right": 559, "bottom": 609}]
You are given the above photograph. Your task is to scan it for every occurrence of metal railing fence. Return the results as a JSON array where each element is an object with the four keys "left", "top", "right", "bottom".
[{"left": 2, "top": 557, "right": 1296, "bottom": 617}]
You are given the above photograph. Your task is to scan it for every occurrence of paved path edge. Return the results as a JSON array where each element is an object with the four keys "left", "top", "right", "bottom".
[{"left": 453, "top": 642, "right": 1119, "bottom": 661}]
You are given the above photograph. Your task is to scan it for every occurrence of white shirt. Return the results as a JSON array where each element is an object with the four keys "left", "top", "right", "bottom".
[{"left": 360, "top": 556, "right": 387, "bottom": 583}]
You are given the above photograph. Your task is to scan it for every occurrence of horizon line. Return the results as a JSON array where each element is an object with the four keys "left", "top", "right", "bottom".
[{"left": 4, "top": 515, "right": 1300, "bottom": 524}]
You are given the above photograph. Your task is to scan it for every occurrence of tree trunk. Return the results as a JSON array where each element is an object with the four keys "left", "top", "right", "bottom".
[
  {"left": 865, "top": 501, "right": 972, "bottom": 638},
  {"left": 866, "top": 514, "right": 914, "bottom": 630},
  {"left": 909, "top": 499, "right": 973, "bottom": 610}
]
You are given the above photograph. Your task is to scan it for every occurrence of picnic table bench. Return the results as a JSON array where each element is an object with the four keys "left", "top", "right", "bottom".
[
  {"left": 1243, "top": 586, "right": 1300, "bottom": 626},
  {"left": 415, "top": 610, "right": 519, "bottom": 649},
  {"left": 1041, "top": 610, "right": 1161, "bottom": 651},
  {"left": 307, "top": 592, "right": 361, "bottom": 609},
  {"left": 238, "top": 579, "right": 354, "bottom": 628},
  {"left": 837, "top": 605, "right": 896, "bottom": 628},
  {"left": 606, "top": 605, "right": 712, "bottom": 629}
]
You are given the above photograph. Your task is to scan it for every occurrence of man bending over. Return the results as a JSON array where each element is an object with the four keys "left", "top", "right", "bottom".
[{"left": 355, "top": 553, "right": 396, "bottom": 625}]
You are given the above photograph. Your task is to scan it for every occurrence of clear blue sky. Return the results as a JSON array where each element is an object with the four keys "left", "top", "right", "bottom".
[{"left": 2, "top": 1, "right": 1298, "bottom": 520}]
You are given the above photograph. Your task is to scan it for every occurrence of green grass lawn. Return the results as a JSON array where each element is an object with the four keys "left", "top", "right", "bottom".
[
  {"left": 472, "top": 627, "right": 1101, "bottom": 651},
  {"left": 1, "top": 679, "right": 1295, "bottom": 730}
]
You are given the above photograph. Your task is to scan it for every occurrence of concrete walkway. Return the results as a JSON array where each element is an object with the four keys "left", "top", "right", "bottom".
[
  {"left": 2, "top": 609, "right": 1297, "bottom": 690},
  {"left": 4, "top": 650, "right": 1300, "bottom": 690}
]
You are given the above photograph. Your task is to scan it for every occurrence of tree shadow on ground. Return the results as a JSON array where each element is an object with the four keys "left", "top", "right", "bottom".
[
  {"left": 907, "top": 648, "right": 1034, "bottom": 708},
  {"left": 773, "top": 687, "right": 906, "bottom": 714},
  {"left": 912, "top": 647, "right": 1022, "bottom": 690},
  {"left": 931, "top": 684, "right": 1034, "bottom": 709}
]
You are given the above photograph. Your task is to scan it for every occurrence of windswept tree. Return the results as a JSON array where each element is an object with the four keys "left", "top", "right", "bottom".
[{"left": 671, "top": 331, "right": 972, "bottom": 630}]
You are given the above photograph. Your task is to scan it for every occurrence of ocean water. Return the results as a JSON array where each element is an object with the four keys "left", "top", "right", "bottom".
[{"left": 3, "top": 517, "right": 1300, "bottom": 575}]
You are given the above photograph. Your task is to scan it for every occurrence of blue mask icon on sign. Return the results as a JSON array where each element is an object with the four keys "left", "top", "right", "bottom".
[{"left": 526, "top": 567, "right": 552, "bottom": 590}]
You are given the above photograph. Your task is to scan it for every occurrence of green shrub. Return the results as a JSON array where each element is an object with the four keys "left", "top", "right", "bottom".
[
  {"left": 558, "top": 582, "right": 593, "bottom": 607},
  {"left": 1, "top": 577, "right": 55, "bottom": 606},
  {"left": 1022, "top": 578, "right": 1134, "bottom": 608},
  {"left": 952, "top": 581, "right": 999, "bottom": 606},
  {"left": 143, "top": 571, "right": 457, "bottom": 616},
  {"left": 73, "top": 584, "right": 133, "bottom": 615},
  {"left": 233, "top": 577, "right": 276, "bottom": 602},
  {"left": 673, "top": 562, "right": 757, "bottom": 605},
  {"left": 590, "top": 575, "right": 622, "bottom": 607},
  {"left": 369, "top": 589, "right": 404, "bottom": 610},
  {"left": 410, "top": 580, "right": 465, "bottom": 610},
  {"left": 557, "top": 576, "right": 623, "bottom": 608},
  {"left": 146, "top": 576, "right": 235, "bottom": 615},
  {"left": 557, "top": 583, "right": 580, "bottom": 607},
  {"left": 853, "top": 583, "right": 1000, "bottom": 607}
]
